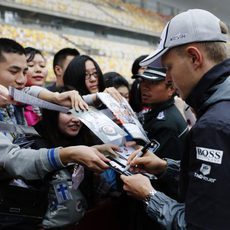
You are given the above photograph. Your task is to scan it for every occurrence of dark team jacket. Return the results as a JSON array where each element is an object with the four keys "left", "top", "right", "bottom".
[
  {"left": 181, "top": 59, "right": 230, "bottom": 229},
  {"left": 142, "top": 97, "right": 188, "bottom": 160}
]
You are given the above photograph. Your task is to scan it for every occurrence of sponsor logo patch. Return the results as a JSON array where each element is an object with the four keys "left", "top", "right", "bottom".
[
  {"left": 196, "top": 147, "right": 223, "bottom": 164},
  {"left": 170, "top": 33, "right": 187, "bottom": 41},
  {"left": 156, "top": 111, "right": 165, "bottom": 120},
  {"left": 194, "top": 163, "right": 216, "bottom": 183},
  {"left": 194, "top": 172, "right": 216, "bottom": 183},
  {"left": 200, "top": 164, "right": 211, "bottom": 176}
]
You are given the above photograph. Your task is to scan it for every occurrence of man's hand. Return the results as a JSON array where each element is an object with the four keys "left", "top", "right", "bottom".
[
  {"left": 59, "top": 145, "right": 110, "bottom": 173},
  {"left": 127, "top": 148, "right": 167, "bottom": 175},
  {"left": 120, "top": 174, "right": 155, "bottom": 200},
  {"left": 0, "top": 85, "right": 15, "bottom": 107}
]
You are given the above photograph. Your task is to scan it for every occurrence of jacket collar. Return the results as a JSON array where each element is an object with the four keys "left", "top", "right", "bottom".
[
  {"left": 144, "top": 97, "right": 175, "bottom": 118},
  {"left": 186, "top": 59, "right": 230, "bottom": 117}
]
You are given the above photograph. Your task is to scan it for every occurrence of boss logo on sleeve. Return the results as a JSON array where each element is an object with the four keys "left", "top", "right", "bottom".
[{"left": 196, "top": 147, "right": 223, "bottom": 164}]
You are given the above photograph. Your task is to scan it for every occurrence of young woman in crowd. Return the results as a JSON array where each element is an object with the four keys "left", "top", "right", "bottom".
[
  {"left": 63, "top": 55, "right": 105, "bottom": 95},
  {"left": 25, "top": 47, "right": 47, "bottom": 87},
  {"left": 63, "top": 54, "right": 122, "bottom": 104},
  {"left": 24, "top": 47, "right": 48, "bottom": 126}
]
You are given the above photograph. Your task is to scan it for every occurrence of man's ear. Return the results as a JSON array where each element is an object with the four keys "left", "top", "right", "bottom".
[
  {"left": 54, "top": 65, "right": 63, "bottom": 77},
  {"left": 186, "top": 46, "right": 203, "bottom": 69},
  {"left": 168, "top": 84, "right": 176, "bottom": 97}
]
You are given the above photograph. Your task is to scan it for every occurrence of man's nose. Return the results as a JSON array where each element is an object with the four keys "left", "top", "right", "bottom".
[{"left": 16, "top": 72, "right": 27, "bottom": 86}]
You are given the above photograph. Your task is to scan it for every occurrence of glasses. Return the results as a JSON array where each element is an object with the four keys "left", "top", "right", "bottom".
[{"left": 85, "top": 71, "right": 98, "bottom": 80}]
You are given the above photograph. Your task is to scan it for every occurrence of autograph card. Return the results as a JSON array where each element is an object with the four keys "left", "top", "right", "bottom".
[{"left": 106, "top": 139, "right": 160, "bottom": 179}]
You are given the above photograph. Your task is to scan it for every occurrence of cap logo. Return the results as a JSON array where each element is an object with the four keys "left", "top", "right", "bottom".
[{"left": 170, "top": 33, "right": 187, "bottom": 41}]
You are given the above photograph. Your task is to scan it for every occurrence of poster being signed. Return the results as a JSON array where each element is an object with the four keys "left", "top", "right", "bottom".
[
  {"left": 97, "top": 93, "right": 149, "bottom": 143},
  {"left": 70, "top": 107, "right": 126, "bottom": 144}
]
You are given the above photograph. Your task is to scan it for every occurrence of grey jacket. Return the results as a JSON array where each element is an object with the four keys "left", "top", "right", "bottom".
[
  {"left": 0, "top": 86, "right": 65, "bottom": 180},
  {"left": 0, "top": 87, "right": 99, "bottom": 180},
  {"left": 0, "top": 132, "right": 64, "bottom": 180}
]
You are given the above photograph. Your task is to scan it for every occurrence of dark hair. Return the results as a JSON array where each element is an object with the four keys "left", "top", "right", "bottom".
[
  {"left": 129, "top": 79, "right": 142, "bottom": 112},
  {"left": 40, "top": 86, "right": 91, "bottom": 147},
  {"left": 53, "top": 48, "right": 80, "bottom": 71},
  {"left": 131, "top": 55, "right": 148, "bottom": 75},
  {"left": 25, "top": 47, "right": 45, "bottom": 62},
  {"left": 63, "top": 55, "right": 105, "bottom": 95},
  {"left": 0, "top": 38, "right": 25, "bottom": 62},
  {"left": 103, "top": 72, "right": 129, "bottom": 89}
]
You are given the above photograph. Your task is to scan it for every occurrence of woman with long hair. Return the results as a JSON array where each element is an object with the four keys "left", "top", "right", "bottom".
[{"left": 63, "top": 55, "right": 105, "bottom": 95}]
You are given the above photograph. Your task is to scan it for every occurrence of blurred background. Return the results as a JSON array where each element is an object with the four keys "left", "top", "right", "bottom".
[{"left": 0, "top": 0, "right": 229, "bottom": 83}]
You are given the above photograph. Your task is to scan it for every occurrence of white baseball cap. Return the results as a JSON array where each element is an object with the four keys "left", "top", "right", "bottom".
[{"left": 140, "top": 9, "right": 228, "bottom": 67}]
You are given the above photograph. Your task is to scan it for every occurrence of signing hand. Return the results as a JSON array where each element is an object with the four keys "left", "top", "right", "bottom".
[{"left": 127, "top": 148, "right": 167, "bottom": 175}]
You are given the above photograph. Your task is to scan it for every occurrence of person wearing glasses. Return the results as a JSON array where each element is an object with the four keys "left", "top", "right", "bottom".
[
  {"left": 63, "top": 55, "right": 104, "bottom": 95},
  {"left": 63, "top": 55, "right": 122, "bottom": 103}
]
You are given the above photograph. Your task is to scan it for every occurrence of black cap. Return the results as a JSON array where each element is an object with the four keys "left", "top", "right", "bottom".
[{"left": 133, "top": 66, "right": 166, "bottom": 81}]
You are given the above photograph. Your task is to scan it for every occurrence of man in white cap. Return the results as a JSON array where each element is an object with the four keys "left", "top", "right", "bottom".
[{"left": 121, "top": 9, "right": 230, "bottom": 229}]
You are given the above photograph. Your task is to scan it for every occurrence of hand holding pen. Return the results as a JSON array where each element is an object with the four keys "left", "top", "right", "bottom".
[{"left": 123, "top": 140, "right": 159, "bottom": 173}]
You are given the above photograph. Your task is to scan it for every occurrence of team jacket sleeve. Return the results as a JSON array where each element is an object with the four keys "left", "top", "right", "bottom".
[
  {"left": 0, "top": 132, "right": 65, "bottom": 180},
  {"left": 158, "top": 158, "right": 181, "bottom": 181},
  {"left": 146, "top": 191, "right": 186, "bottom": 230}
]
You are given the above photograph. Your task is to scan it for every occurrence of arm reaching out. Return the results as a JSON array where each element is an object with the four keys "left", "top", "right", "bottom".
[
  {"left": 59, "top": 145, "right": 110, "bottom": 173},
  {"left": 39, "top": 88, "right": 89, "bottom": 111},
  {"left": 23, "top": 86, "right": 88, "bottom": 111}
]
